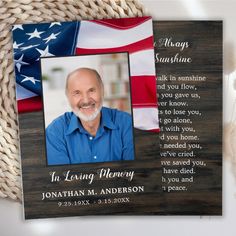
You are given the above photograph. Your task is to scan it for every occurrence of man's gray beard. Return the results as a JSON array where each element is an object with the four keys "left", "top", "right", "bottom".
[{"left": 73, "top": 104, "right": 102, "bottom": 122}]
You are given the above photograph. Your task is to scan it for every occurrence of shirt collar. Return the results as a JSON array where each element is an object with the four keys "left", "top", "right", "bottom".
[
  {"left": 66, "top": 107, "right": 117, "bottom": 135},
  {"left": 65, "top": 112, "right": 84, "bottom": 135},
  {"left": 101, "top": 107, "right": 117, "bottom": 130}
]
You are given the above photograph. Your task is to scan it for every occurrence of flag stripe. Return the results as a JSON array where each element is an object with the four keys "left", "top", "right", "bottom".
[
  {"left": 17, "top": 96, "right": 43, "bottom": 113},
  {"left": 133, "top": 107, "right": 159, "bottom": 131},
  {"left": 76, "top": 19, "right": 153, "bottom": 49},
  {"left": 147, "top": 128, "right": 160, "bottom": 132},
  {"left": 76, "top": 36, "right": 154, "bottom": 55},
  {"left": 16, "top": 83, "right": 38, "bottom": 100},
  {"left": 92, "top": 17, "right": 151, "bottom": 30},
  {"left": 131, "top": 76, "right": 157, "bottom": 107},
  {"left": 129, "top": 49, "right": 156, "bottom": 76}
]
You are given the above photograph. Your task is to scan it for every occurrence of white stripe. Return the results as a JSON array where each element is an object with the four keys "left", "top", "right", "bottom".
[
  {"left": 133, "top": 107, "right": 159, "bottom": 130},
  {"left": 77, "top": 19, "right": 153, "bottom": 49},
  {"left": 129, "top": 49, "right": 156, "bottom": 76},
  {"left": 16, "top": 83, "right": 37, "bottom": 101}
]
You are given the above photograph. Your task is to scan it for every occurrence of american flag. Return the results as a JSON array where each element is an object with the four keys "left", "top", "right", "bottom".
[{"left": 12, "top": 17, "right": 159, "bottom": 132}]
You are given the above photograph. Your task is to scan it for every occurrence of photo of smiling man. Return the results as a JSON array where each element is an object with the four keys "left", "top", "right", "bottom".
[{"left": 46, "top": 67, "right": 134, "bottom": 165}]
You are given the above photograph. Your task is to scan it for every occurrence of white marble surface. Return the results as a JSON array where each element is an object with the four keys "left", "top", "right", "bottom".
[{"left": 1, "top": 0, "right": 235, "bottom": 235}]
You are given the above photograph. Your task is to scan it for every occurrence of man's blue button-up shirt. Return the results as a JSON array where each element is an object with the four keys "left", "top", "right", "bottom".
[{"left": 46, "top": 107, "right": 134, "bottom": 165}]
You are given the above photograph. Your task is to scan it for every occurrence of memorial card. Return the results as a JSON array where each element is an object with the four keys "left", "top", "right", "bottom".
[
  {"left": 12, "top": 19, "right": 222, "bottom": 219},
  {"left": 155, "top": 21, "right": 222, "bottom": 215},
  {"left": 12, "top": 17, "right": 160, "bottom": 219}
]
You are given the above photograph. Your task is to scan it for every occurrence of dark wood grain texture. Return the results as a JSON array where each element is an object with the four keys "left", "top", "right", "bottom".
[{"left": 155, "top": 21, "right": 222, "bottom": 215}]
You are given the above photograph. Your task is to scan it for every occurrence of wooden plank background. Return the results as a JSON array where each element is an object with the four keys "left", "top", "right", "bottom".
[
  {"left": 18, "top": 21, "right": 222, "bottom": 219},
  {"left": 155, "top": 21, "right": 222, "bottom": 214}
]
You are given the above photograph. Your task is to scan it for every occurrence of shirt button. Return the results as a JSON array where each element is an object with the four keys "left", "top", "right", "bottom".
[
  {"left": 94, "top": 156, "right": 97, "bottom": 159},
  {"left": 89, "top": 137, "right": 93, "bottom": 140}
]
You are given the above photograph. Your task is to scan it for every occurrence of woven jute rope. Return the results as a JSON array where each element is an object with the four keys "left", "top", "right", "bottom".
[{"left": 0, "top": 0, "right": 146, "bottom": 201}]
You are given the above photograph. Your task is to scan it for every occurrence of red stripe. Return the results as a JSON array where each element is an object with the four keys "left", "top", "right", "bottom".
[
  {"left": 76, "top": 36, "right": 154, "bottom": 55},
  {"left": 92, "top": 17, "right": 151, "bottom": 30},
  {"left": 148, "top": 128, "right": 160, "bottom": 133},
  {"left": 131, "top": 76, "right": 158, "bottom": 108},
  {"left": 17, "top": 96, "right": 43, "bottom": 113}
]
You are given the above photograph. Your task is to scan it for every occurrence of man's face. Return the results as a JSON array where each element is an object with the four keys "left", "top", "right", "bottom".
[{"left": 67, "top": 69, "right": 103, "bottom": 122}]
